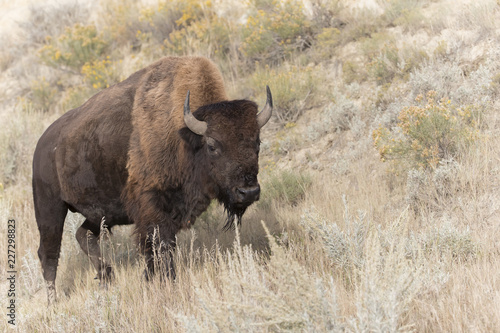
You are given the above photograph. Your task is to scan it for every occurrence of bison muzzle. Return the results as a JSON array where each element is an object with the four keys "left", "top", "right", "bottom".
[{"left": 32, "top": 56, "right": 272, "bottom": 304}]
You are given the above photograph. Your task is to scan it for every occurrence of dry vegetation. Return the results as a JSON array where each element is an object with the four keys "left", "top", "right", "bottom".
[{"left": 1, "top": 0, "right": 500, "bottom": 331}]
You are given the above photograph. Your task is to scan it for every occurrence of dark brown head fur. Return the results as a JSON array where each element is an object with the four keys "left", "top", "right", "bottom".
[{"left": 186, "top": 99, "right": 262, "bottom": 229}]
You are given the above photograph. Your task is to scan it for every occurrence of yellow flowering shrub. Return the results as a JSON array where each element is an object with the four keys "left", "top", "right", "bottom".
[
  {"left": 240, "top": 0, "right": 311, "bottom": 62},
  {"left": 81, "top": 58, "right": 118, "bottom": 90},
  {"left": 98, "top": 0, "right": 143, "bottom": 47},
  {"left": 37, "top": 23, "right": 122, "bottom": 92},
  {"left": 373, "top": 91, "right": 479, "bottom": 170},
  {"left": 139, "top": 0, "right": 231, "bottom": 57},
  {"left": 38, "top": 23, "right": 108, "bottom": 70}
]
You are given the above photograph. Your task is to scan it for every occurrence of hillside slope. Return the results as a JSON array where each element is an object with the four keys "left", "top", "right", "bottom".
[{"left": 1, "top": 0, "right": 499, "bottom": 331}]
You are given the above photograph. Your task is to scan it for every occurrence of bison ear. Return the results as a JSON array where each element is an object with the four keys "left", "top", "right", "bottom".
[{"left": 179, "top": 127, "right": 203, "bottom": 151}]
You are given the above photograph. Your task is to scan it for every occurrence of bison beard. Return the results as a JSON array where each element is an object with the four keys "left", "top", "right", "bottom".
[
  {"left": 32, "top": 56, "right": 272, "bottom": 305},
  {"left": 221, "top": 195, "right": 246, "bottom": 231}
]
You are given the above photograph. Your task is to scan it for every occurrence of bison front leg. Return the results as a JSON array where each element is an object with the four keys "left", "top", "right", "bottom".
[
  {"left": 126, "top": 183, "right": 181, "bottom": 281},
  {"left": 75, "top": 220, "right": 113, "bottom": 283},
  {"left": 141, "top": 224, "right": 177, "bottom": 281}
]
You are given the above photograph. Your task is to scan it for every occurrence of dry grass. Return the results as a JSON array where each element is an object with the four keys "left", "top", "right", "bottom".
[{"left": 1, "top": 0, "right": 500, "bottom": 332}]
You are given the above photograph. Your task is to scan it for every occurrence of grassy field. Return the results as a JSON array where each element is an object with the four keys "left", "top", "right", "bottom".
[{"left": 1, "top": 0, "right": 500, "bottom": 331}]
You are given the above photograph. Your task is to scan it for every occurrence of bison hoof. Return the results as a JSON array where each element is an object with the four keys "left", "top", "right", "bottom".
[
  {"left": 95, "top": 266, "right": 114, "bottom": 283},
  {"left": 47, "top": 280, "right": 57, "bottom": 305}
]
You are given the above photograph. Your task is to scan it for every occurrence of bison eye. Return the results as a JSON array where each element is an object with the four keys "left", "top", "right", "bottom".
[{"left": 206, "top": 137, "right": 220, "bottom": 156}]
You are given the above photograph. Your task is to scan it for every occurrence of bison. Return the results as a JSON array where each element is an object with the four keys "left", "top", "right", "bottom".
[{"left": 32, "top": 56, "right": 272, "bottom": 303}]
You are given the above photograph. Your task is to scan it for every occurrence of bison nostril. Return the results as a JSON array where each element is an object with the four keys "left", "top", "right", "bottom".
[{"left": 236, "top": 186, "right": 260, "bottom": 203}]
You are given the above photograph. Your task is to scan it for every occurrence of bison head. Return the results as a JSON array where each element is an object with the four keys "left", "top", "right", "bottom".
[{"left": 181, "top": 87, "right": 273, "bottom": 230}]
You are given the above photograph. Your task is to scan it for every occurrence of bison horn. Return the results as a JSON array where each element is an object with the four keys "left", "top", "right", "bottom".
[
  {"left": 183, "top": 90, "right": 207, "bottom": 136},
  {"left": 257, "top": 86, "right": 273, "bottom": 128}
]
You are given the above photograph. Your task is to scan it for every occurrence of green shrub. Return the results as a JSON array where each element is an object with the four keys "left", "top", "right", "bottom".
[
  {"left": 60, "top": 85, "right": 94, "bottom": 111},
  {"left": 342, "top": 60, "right": 366, "bottom": 84},
  {"left": 29, "top": 77, "right": 58, "bottom": 112},
  {"left": 315, "top": 27, "right": 341, "bottom": 59},
  {"left": 337, "top": 9, "right": 381, "bottom": 44},
  {"left": 362, "top": 33, "right": 428, "bottom": 85},
  {"left": 380, "top": 0, "right": 425, "bottom": 32},
  {"left": 251, "top": 63, "right": 317, "bottom": 123},
  {"left": 399, "top": 44, "right": 428, "bottom": 77},
  {"left": 433, "top": 40, "right": 448, "bottom": 59},
  {"left": 309, "top": 0, "right": 343, "bottom": 30},
  {"left": 269, "top": 122, "right": 302, "bottom": 155},
  {"left": 367, "top": 40, "right": 399, "bottom": 85},
  {"left": 360, "top": 32, "right": 395, "bottom": 57},
  {"left": 258, "top": 170, "right": 312, "bottom": 210},
  {"left": 418, "top": 222, "right": 478, "bottom": 260},
  {"left": 373, "top": 91, "right": 480, "bottom": 171}
]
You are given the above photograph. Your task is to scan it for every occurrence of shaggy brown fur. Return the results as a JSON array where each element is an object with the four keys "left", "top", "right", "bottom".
[{"left": 32, "top": 56, "right": 271, "bottom": 303}]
